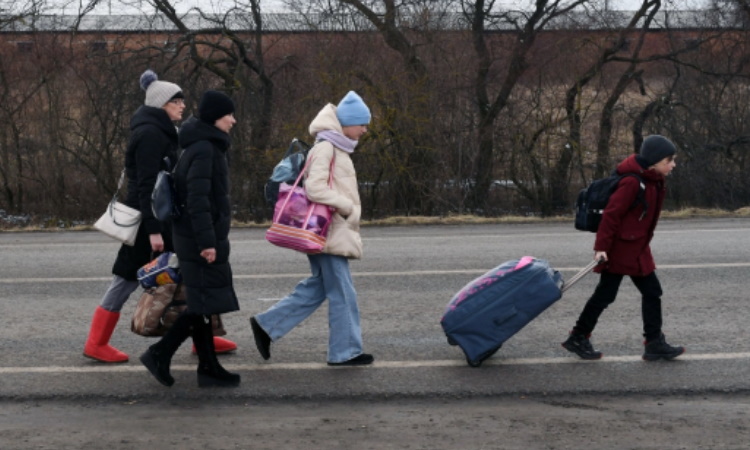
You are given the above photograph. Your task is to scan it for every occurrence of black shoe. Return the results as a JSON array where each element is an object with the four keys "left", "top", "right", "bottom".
[
  {"left": 643, "top": 334, "right": 685, "bottom": 361},
  {"left": 250, "top": 316, "right": 271, "bottom": 360},
  {"left": 197, "top": 366, "right": 241, "bottom": 388},
  {"left": 140, "top": 346, "right": 175, "bottom": 387},
  {"left": 327, "top": 353, "right": 374, "bottom": 366},
  {"left": 562, "top": 333, "right": 602, "bottom": 360}
]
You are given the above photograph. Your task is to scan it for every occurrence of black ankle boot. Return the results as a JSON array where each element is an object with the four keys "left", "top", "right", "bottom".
[
  {"left": 140, "top": 345, "right": 175, "bottom": 387},
  {"left": 643, "top": 334, "right": 685, "bottom": 361},
  {"left": 197, "top": 363, "right": 241, "bottom": 387},
  {"left": 139, "top": 311, "right": 193, "bottom": 387},
  {"left": 561, "top": 331, "right": 602, "bottom": 360},
  {"left": 193, "top": 315, "right": 240, "bottom": 388}
]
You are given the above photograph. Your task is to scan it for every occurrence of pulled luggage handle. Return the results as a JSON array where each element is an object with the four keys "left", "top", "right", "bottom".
[{"left": 561, "top": 257, "right": 604, "bottom": 293}]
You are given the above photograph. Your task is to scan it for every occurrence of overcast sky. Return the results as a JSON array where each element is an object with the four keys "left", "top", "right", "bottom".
[{"left": 44, "top": 0, "right": 714, "bottom": 15}]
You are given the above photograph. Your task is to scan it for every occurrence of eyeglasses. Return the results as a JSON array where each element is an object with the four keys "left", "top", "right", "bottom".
[{"left": 168, "top": 98, "right": 185, "bottom": 105}]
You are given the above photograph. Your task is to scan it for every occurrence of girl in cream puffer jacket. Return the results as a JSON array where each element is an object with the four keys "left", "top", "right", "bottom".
[
  {"left": 250, "top": 91, "right": 375, "bottom": 366},
  {"left": 304, "top": 103, "right": 364, "bottom": 259}
]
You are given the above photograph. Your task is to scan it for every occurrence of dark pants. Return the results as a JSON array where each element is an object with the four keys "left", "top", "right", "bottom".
[{"left": 573, "top": 271, "right": 663, "bottom": 341}]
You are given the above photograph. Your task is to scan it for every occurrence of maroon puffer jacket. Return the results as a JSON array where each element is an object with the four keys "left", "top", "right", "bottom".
[{"left": 593, "top": 154, "right": 666, "bottom": 276}]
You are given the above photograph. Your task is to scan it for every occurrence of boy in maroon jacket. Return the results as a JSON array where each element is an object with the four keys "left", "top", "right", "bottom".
[{"left": 562, "top": 135, "right": 685, "bottom": 361}]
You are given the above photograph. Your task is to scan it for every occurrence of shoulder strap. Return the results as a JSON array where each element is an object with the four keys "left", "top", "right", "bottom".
[
  {"left": 302, "top": 143, "right": 336, "bottom": 187},
  {"left": 111, "top": 168, "right": 127, "bottom": 201},
  {"left": 116, "top": 168, "right": 126, "bottom": 192},
  {"left": 620, "top": 173, "right": 648, "bottom": 220}
]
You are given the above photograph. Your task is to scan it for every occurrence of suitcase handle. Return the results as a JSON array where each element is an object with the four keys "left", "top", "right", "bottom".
[{"left": 561, "top": 257, "right": 604, "bottom": 293}]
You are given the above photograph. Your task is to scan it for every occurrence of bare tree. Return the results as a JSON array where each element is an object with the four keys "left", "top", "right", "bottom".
[
  {"left": 462, "top": 0, "right": 587, "bottom": 213},
  {"left": 0, "top": 0, "right": 50, "bottom": 214},
  {"left": 4, "top": 0, "right": 750, "bottom": 223},
  {"left": 148, "top": 0, "right": 276, "bottom": 149}
]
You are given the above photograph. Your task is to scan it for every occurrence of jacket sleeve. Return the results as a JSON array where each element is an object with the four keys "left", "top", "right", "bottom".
[
  {"left": 594, "top": 177, "right": 641, "bottom": 252},
  {"left": 304, "top": 143, "right": 354, "bottom": 216},
  {"left": 134, "top": 125, "right": 168, "bottom": 234},
  {"left": 185, "top": 143, "right": 216, "bottom": 250}
]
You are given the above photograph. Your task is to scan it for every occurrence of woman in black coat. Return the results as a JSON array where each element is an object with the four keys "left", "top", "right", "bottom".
[
  {"left": 140, "top": 90, "right": 240, "bottom": 388},
  {"left": 83, "top": 70, "right": 184, "bottom": 363}
]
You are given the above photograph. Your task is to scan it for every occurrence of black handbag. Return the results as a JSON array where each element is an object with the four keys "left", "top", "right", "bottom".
[{"left": 151, "top": 155, "right": 182, "bottom": 221}]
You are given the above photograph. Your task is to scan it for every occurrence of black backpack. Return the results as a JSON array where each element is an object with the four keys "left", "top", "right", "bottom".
[
  {"left": 574, "top": 171, "right": 647, "bottom": 232},
  {"left": 151, "top": 155, "right": 183, "bottom": 222},
  {"left": 263, "top": 138, "right": 312, "bottom": 206}
]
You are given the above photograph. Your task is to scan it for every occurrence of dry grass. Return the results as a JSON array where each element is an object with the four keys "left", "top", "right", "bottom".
[
  {"left": 231, "top": 214, "right": 570, "bottom": 228},
  {"left": 662, "top": 207, "right": 750, "bottom": 218},
  {"left": 2, "top": 208, "right": 749, "bottom": 233},
  {"left": 362, "top": 214, "right": 561, "bottom": 226},
  {"left": 230, "top": 208, "right": 750, "bottom": 228}
]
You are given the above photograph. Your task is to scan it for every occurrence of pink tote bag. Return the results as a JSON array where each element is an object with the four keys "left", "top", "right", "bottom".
[{"left": 265, "top": 152, "right": 334, "bottom": 254}]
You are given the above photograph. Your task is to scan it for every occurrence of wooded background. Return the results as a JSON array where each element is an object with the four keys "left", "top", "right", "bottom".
[{"left": 1, "top": 0, "right": 749, "bottom": 226}]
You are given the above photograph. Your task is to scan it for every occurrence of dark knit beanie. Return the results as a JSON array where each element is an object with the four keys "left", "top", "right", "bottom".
[
  {"left": 639, "top": 135, "right": 676, "bottom": 167},
  {"left": 198, "top": 90, "right": 235, "bottom": 124}
]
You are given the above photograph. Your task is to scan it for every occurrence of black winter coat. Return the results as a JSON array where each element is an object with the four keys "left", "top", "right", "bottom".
[
  {"left": 171, "top": 116, "right": 239, "bottom": 315},
  {"left": 112, "top": 106, "right": 177, "bottom": 280}
]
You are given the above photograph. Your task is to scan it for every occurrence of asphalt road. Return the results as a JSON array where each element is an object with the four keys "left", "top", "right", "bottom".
[{"left": 1, "top": 219, "right": 749, "bottom": 449}]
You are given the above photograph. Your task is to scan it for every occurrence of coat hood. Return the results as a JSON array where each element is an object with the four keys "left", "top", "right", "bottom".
[
  {"left": 616, "top": 154, "right": 664, "bottom": 183},
  {"left": 130, "top": 105, "right": 178, "bottom": 139},
  {"left": 178, "top": 116, "right": 231, "bottom": 152},
  {"left": 308, "top": 104, "right": 343, "bottom": 138}
]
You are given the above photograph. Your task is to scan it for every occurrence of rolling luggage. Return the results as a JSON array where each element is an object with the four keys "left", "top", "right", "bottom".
[{"left": 440, "top": 256, "right": 599, "bottom": 367}]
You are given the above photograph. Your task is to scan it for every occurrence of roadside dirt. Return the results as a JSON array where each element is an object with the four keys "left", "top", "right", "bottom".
[{"left": 1, "top": 392, "right": 749, "bottom": 449}]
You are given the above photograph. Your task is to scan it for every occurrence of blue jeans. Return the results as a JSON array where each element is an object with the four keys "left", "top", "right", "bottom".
[{"left": 255, "top": 253, "right": 363, "bottom": 363}]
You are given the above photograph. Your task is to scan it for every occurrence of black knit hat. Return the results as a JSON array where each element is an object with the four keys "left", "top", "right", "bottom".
[
  {"left": 639, "top": 135, "right": 676, "bottom": 167},
  {"left": 198, "top": 90, "right": 235, "bottom": 124}
]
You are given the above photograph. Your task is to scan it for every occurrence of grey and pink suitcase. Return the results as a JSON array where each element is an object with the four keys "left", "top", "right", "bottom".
[{"left": 440, "top": 256, "right": 598, "bottom": 367}]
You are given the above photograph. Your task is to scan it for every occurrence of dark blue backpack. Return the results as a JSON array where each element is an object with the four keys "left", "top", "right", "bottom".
[{"left": 574, "top": 172, "right": 647, "bottom": 232}]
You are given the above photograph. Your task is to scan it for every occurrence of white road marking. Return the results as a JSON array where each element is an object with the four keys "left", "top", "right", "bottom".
[
  {"left": 2, "top": 262, "right": 749, "bottom": 284},
  {"left": 1, "top": 352, "right": 748, "bottom": 374}
]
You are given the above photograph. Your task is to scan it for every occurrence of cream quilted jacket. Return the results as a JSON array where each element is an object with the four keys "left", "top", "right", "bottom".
[{"left": 304, "top": 104, "right": 363, "bottom": 259}]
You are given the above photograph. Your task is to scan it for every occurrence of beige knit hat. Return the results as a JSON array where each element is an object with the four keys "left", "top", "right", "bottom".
[{"left": 140, "top": 69, "right": 183, "bottom": 108}]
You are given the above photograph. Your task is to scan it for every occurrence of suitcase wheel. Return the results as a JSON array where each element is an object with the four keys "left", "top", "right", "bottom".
[
  {"left": 467, "top": 357, "right": 483, "bottom": 367},
  {"left": 466, "top": 344, "right": 502, "bottom": 368}
]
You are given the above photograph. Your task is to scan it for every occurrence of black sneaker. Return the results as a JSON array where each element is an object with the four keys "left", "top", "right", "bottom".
[
  {"left": 327, "top": 353, "right": 374, "bottom": 366},
  {"left": 249, "top": 317, "right": 271, "bottom": 360},
  {"left": 562, "top": 333, "right": 603, "bottom": 360},
  {"left": 643, "top": 334, "right": 685, "bottom": 361}
]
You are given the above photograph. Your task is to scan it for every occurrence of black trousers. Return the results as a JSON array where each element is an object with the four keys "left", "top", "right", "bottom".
[{"left": 573, "top": 271, "right": 663, "bottom": 341}]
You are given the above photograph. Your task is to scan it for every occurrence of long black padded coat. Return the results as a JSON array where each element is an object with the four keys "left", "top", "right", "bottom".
[
  {"left": 112, "top": 106, "right": 177, "bottom": 280},
  {"left": 171, "top": 116, "right": 239, "bottom": 315}
]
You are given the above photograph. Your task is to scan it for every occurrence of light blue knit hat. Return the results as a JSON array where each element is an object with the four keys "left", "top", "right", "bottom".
[{"left": 336, "top": 91, "right": 371, "bottom": 126}]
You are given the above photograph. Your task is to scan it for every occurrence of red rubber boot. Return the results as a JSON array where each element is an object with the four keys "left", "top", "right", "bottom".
[
  {"left": 192, "top": 336, "right": 237, "bottom": 355},
  {"left": 83, "top": 306, "right": 129, "bottom": 363}
]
